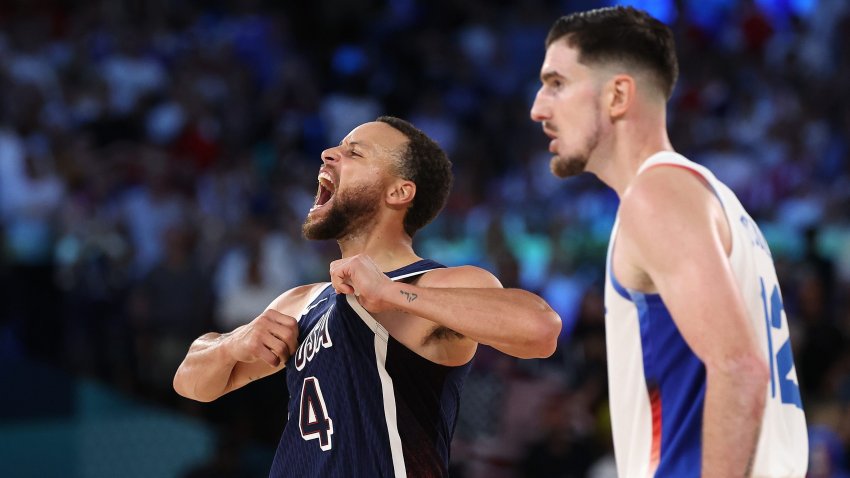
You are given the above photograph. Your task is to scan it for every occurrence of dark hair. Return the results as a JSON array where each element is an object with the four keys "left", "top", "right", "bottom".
[
  {"left": 546, "top": 6, "right": 678, "bottom": 99},
  {"left": 376, "top": 116, "right": 453, "bottom": 237}
]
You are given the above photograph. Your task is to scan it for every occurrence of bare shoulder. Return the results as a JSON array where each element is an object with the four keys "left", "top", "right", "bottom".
[
  {"left": 619, "top": 164, "right": 717, "bottom": 236},
  {"left": 268, "top": 282, "right": 331, "bottom": 318},
  {"left": 616, "top": 164, "right": 729, "bottom": 283},
  {"left": 416, "top": 265, "right": 503, "bottom": 289}
]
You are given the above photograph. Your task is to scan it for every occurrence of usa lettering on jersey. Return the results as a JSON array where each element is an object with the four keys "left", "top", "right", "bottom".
[{"left": 295, "top": 305, "right": 334, "bottom": 370}]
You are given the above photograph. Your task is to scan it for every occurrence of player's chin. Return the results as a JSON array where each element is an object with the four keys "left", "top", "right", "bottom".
[
  {"left": 550, "top": 155, "right": 586, "bottom": 178},
  {"left": 302, "top": 212, "right": 345, "bottom": 241},
  {"left": 301, "top": 216, "right": 326, "bottom": 240}
]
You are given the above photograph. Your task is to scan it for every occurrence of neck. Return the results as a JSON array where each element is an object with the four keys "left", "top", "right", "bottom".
[
  {"left": 589, "top": 107, "right": 673, "bottom": 197},
  {"left": 337, "top": 221, "right": 421, "bottom": 272}
]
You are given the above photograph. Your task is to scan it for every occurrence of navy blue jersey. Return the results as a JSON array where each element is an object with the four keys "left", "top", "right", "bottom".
[{"left": 269, "top": 259, "right": 472, "bottom": 478}]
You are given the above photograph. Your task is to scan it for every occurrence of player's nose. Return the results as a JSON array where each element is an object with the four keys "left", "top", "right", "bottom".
[
  {"left": 530, "top": 92, "right": 549, "bottom": 122},
  {"left": 321, "top": 147, "right": 341, "bottom": 164}
]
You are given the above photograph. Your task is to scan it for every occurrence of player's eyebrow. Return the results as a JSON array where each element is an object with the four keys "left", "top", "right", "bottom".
[
  {"left": 540, "top": 70, "right": 565, "bottom": 83},
  {"left": 339, "top": 140, "right": 369, "bottom": 150}
]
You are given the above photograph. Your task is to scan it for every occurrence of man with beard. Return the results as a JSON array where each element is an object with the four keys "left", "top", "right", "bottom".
[
  {"left": 530, "top": 7, "right": 807, "bottom": 478},
  {"left": 174, "top": 116, "right": 562, "bottom": 477}
]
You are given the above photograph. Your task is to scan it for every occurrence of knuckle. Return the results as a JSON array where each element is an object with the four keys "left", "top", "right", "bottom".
[{"left": 249, "top": 335, "right": 264, "bottom": 350}]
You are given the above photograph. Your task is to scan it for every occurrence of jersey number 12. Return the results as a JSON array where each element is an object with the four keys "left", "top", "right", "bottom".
[
  {"left": 299, "top": 377, "right": 334, "bottom": 450},
  {"left": 760, "top": 278, "right": 803, "bottom": 409}
]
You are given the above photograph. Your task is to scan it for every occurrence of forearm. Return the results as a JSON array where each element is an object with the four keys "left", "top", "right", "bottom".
[
  {"left": 702, "top": 358, "right": 769, "bottom": 478},
  {"left": 384, "top": 284, "right": 560, "bottom": 358},
  {"left": 173, "top": 332, "right": 238, "bottom": 402}
]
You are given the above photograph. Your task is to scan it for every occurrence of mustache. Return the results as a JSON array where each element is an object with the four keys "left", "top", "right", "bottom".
[{"left": 542, "top": 121, "right": 558, "bottom": 134}]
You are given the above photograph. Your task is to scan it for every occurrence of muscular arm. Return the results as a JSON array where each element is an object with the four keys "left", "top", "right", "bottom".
[
  {"left": 330, "top": 258, "right": 561, "bottom": 359},
  {"left": 173, "top": 284, "right": 317, "bottom": 402},
  {"left": 618, "top": 167, "right": 769, "bottom": 478},
  {"left": 172, "top": 324, "right": 285, "bottom": 403}
]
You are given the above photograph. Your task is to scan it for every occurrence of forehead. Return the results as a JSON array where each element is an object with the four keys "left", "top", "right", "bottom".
[
  {"left": 342, "top": 122, "right": 408, "bottom": 157},
  {"left": 540, "top": 40, "right": 586, "bottom": 78}
]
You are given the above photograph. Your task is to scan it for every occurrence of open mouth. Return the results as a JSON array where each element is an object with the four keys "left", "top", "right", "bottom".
[{"left": 311, "top": 171, "right": 336, "bottom": 211}]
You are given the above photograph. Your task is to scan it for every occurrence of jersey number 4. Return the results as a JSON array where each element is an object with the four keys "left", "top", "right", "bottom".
[
  {"left": 299, "top": 377, "right": 334, "bottom": 451},
  {"left": 760, "top": 278, "right": 803, "bottom": 409}
]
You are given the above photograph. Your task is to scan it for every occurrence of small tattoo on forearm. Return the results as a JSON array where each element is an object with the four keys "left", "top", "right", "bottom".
[{"left": 400, "top": 290, "right": 418, "bottom": 303}]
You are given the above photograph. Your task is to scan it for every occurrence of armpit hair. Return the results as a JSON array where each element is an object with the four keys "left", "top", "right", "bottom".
[{"left": 423, "top": 326, "right": 465, "bottom": 345}]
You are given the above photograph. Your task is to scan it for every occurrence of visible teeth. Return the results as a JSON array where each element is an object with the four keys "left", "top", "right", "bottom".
[{"left": 318, "top": 172, "right": 335, "bottom": 193}]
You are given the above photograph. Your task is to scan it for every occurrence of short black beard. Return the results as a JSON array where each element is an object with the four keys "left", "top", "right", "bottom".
[
  {"left": 302, "top": 183, "right": 381, "bottom": 241},
  {"left": 550, "top": 152, "right": 590, "bottom": 178}
]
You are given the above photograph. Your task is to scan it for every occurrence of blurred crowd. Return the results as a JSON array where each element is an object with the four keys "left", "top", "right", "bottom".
[{"left": 1, "top": 0, "right": 850, "bottom": 476}]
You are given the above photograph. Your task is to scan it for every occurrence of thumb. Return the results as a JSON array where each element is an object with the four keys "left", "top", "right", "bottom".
[
  {"left": 335, "top": 282, "right": 356, "bottom": 295},
  {"left": 330, "top": 266, "right": 356, "bottom": 295}
]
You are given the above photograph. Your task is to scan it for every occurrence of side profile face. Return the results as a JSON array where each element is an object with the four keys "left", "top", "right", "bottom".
[
  {"left": 530, "top": 40, "right": 605, "bottom": 178},
  {"left": 302, "top": 121, "right": 408, "bottom": 240}
]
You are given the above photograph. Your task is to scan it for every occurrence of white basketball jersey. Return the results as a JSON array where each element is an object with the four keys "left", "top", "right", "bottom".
[{"left": 604, "top": 152, "right": 808, "bottom": 477}]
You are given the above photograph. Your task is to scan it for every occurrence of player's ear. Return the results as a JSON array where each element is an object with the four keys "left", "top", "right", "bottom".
[
  {"left": 386, "top": 179, "right": 416, "bottom": 208},
  {"left": 607, "top": 74, "right": 635, "bottom": 119}
]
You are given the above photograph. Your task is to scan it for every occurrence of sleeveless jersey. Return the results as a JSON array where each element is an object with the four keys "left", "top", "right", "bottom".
[
  {"left": 604, "top": 152, "right": 808, "bottom": 477},
  {"left": 269, "top": 259, "right": 472, "bottom": 478}
]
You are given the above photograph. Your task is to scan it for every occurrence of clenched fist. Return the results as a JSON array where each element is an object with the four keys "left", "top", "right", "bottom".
[
  {"left": 224, "top": 309, "right": 298, "bottom": 367},
  {"left": 329, "top": 254, "right": 394, "bottom": 313}
]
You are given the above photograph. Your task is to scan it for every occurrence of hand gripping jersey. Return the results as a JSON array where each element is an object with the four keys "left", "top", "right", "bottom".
[
  {"left": 604, "top": 152, "right": 808, "bottom": 477},
  {"left": 269, "top": 259, "right": 472, "bottom": 478}
]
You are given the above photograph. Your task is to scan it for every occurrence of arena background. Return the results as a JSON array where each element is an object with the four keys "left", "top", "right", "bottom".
[{"left": 0, "top": 0, "right": 847, "bottom": 476}]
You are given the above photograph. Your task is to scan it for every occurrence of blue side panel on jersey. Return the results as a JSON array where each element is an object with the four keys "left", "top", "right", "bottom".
[
  {"left": 606, "top": 245, "right": 632, "bottom": 301},
  {"left": 630, "top": 290, "right": 706, "bottom": 478}
]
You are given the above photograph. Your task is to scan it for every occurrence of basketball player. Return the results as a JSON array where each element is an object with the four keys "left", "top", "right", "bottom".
[
  {"left": 530, "top": 7, "right": 807, "bottom": 478},
  {"left": 173, "top": 116, "right": 562, "bottom": 477}
]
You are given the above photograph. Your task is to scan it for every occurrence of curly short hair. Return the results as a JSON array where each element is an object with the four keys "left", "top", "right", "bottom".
[
  {"left": 376, "top": 116, "right": 453, "bottom": 237},
  {"left": 546, "top": 6, "right": 679, "bottom": 99}
]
